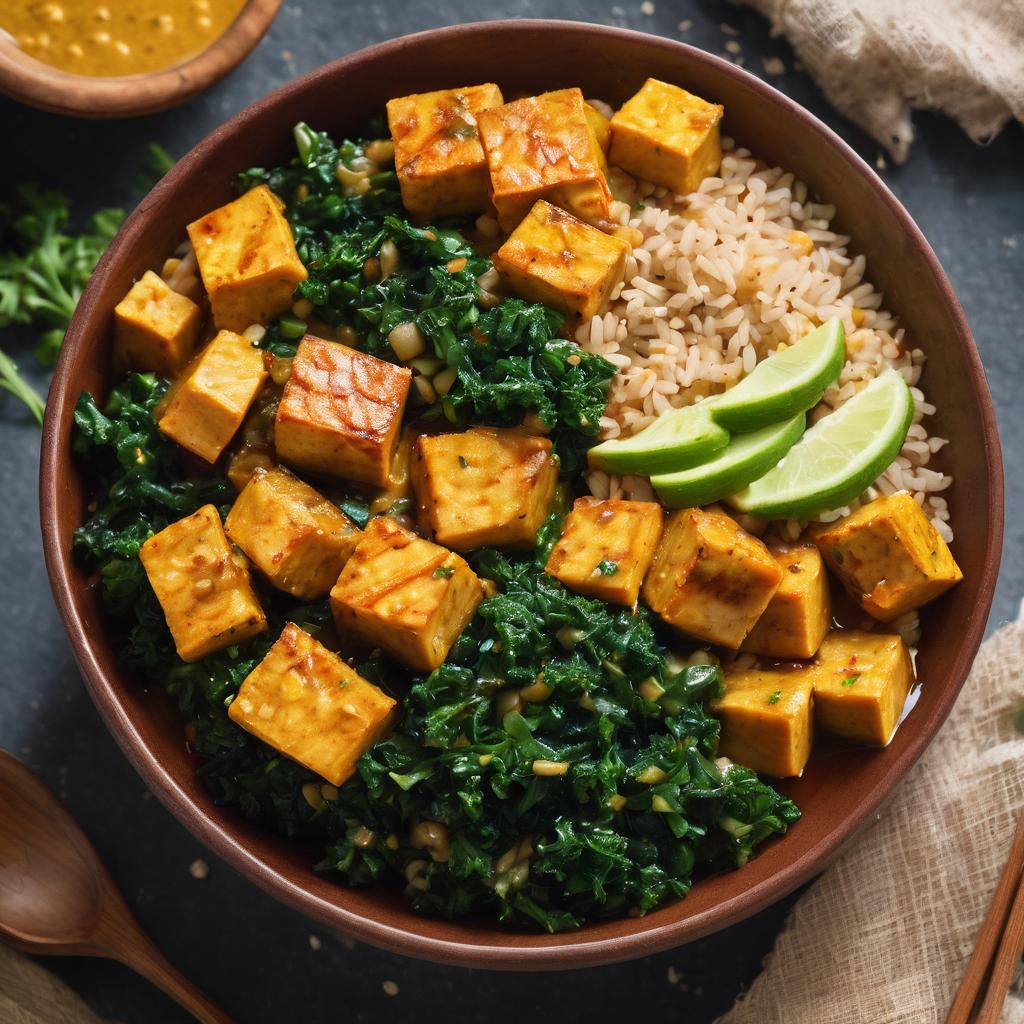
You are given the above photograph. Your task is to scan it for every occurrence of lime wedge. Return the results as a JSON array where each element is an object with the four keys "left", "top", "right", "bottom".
[
  {"left": 652, "top": 414, "right": 805, "bottom": 508},
  {"left": 587, "top": 400, "right": 729, "bottom": 475},
  {"left": 728, "top": 368, "right": 914, "bottom": 519},
  {"left": 711, "top": 318, "right": 846, "bottom": 433}
]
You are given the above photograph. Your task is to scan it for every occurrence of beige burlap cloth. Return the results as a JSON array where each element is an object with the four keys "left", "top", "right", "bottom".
[
  {"left": 4, "top": 622, "right": 1023, "bottom": 1021},
  {"left": 738, "top": 0, "right": 1024, "bottom": 162},
  {"left": 718, "top": 616, "right": 1024, "bottom": 1024},
  {"left": 0, "top": 943, "right": 104, "bottom": 1023}
]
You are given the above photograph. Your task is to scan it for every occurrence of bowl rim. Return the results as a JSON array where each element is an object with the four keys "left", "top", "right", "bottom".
[
  {"left": 0, "top": 0, "right": 282, "bottom": 118},
  {"left": 39, "top": 18, "right": 1004, "bottom": 969}
]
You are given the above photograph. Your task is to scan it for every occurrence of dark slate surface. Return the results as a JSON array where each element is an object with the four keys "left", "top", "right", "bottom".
[{"left": 0, "top": 1, "right": 1020, "bottom": 1020}]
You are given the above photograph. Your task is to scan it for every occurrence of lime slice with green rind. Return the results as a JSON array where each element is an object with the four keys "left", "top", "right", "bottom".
[
  {"left": 652, "top": 413, "right": 806, "bottom": 508},
  {"left": 711, "top": 318, "right": 846, "bottom": 433},
  {"left": 587, "top": 400, "right": 729, "bottom": 475},
  {"left": 728, "top": 368, "right": 914, "bottom": 519}
]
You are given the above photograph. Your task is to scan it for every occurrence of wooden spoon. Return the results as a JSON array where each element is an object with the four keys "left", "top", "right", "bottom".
[{"left": 0, "top": 749, "right": 232, "bottom": 1023}]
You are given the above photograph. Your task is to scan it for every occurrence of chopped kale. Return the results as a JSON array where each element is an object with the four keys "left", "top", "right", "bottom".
[
  {"left": 238, "top": 123, "right": 615, "bottom": 477},
  {"left": 71, "top": 121, "right": 800, "bottom": 934}
]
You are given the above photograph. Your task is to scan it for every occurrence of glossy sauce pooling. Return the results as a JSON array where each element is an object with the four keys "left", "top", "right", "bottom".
[{"left": 1, "top": 0, "right": 245, "bottom": 77}]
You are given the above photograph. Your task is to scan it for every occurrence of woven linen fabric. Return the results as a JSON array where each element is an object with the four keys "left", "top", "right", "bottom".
[
  {"left": 718, "top": 616, "right": 1024, "bottom": 1024},
  {"left": 738, "top": 0, "right": 1024, "bottom": 162}
]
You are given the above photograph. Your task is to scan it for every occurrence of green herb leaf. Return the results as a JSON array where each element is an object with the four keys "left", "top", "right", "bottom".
[
  {"left": 0, "top": 349, "right": 45, "bottom": 425},
  {"left": 841, "top": 674, "right": 860, "bottom": 688},
  {"left": 767, "top": 690, "right": 782, "bottom": 705},
  {"left": 596, "top": 560, "right": 619, "bottom": 576},
  {"left": 433, "top": 565, "right": 455, "bottom": 579}
]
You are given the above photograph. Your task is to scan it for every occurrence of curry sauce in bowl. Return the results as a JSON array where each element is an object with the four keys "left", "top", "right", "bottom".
[
  {"left": 0, "top": 0, "right": 280, "bottom": 117},
  {"left": 1, "top": 0, "right": 247, "bottom": 78}
]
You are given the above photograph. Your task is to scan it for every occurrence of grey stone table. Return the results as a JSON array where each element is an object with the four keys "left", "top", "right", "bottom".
[{"left": 1, "top": 1, "right": 1020, "bottom": 1020}]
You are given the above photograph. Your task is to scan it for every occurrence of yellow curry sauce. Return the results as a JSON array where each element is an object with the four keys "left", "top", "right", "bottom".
[{"left": 0, "top": 0, "right": 245, "bottom": 77}]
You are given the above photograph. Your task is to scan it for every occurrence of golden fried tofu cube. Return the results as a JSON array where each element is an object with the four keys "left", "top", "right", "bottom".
[
  {"left": 229, "top": 623, "right": 397, "bottom": 786},
  {"left": 809, "top": 629, "right": 914, "bottom": 746},
  {"left": 114, "top": 270, "right": 201, "bottom": 377},
  {"left": 493, "top": 201, "right": 630, "bottom": 320},
  {"left": 742, "top": 545, "right": 831, "bottom": 659},
  {"left": 545, "top": 497, "right": 663, "bottom": 607},
  {"left": 330, "top": 517, "right": 484, "bottom": 672},
  {"left": 139, "top": 504, "right": 266, "bottom": 663},
  {"left": 609, "top": 78, "right": 724, "bottom": 194},
  {"left": 227, "top": 442, "right": 276, "bottom": 493},
  {"left": 411, "top": 427, "right": 558, "bottom": 551},
  {"left": 584, "top": 102, "right": 611, "bottom": 154},
  {"left": 275, "top": 335, "right": 411, "bottom": 487},
  {"left": 711, "top": 667, "right": 814, "bottom": 777},
  {"left": 158, "top": 330, "right": 268, "bottom": 463},
  {"left": 187, "top": 184, "right": 308, "bottom": 333},
  {"left": 643, "top": 508, "right": 783, "bottom": 648},
  {"left": 387, "top": 83, "right": 504, "bottom": 222},
  {"left": 583, "top": 102, "right": 611, "bottom": 175},
  {"left": 478, "top": 88, "right": 613, "bottom": 232},
  {"left": 814, "top": 492, "right": 963, "bottom": 622},
  {"left": 225, "top": 467, "right": 361, "bottom": 600}
]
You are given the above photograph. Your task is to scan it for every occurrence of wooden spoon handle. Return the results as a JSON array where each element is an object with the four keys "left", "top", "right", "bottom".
[{"left": 107, "top": 936, "right": 234, "bottom": 1024}]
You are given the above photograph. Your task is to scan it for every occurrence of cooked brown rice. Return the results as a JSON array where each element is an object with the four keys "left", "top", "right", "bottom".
[{"left": 577, "top": 134, "right": 953, "bottom": 551}]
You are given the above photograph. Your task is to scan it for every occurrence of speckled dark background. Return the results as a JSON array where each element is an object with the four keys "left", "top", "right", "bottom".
[{"left": 1, "top": 1, "right": 1021, "bottom": 1021}]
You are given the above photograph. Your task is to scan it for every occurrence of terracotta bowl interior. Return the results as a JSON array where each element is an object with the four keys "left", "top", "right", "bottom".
[
  {"left": 40, "top": 21, "right": 1003, "bottom": 970},
  {"left": 0, "top": 0, "right": 281, "bottom": 118}
]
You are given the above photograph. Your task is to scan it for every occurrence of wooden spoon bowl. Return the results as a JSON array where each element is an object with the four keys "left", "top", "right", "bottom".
[
  {"left": 0, "top": 0, "right": 281, "bottom": 118},
  {"left": 0, "top": 750, "right": 232, "bottom": 1023}
]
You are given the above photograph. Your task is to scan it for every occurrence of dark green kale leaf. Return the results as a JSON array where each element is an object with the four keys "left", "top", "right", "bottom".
[
  {"left": 320, "top": 550, "right": 800, "bottom": 931},
  {"left": 236, "top": 123, "right": 615, "bottom": 478},
  {"left": 72, "top": 372, "right": 232, "bottom": 610}
]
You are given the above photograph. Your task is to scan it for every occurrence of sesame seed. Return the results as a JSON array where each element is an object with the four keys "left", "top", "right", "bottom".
[
  {"left": 308, "top": 934, "right": 322, "bottom": 951},
  {"left": 640, "top": 0, "right": 655, "bottom": 12},
  {"left": 762, "top": 55, "right": 786, "bottom": 76},
  {"left": 382, "top": 980, "right": 399, "bottom": 996},
  {"left": 188, "top": 858, "right": 209, "bottom": 880},
  {"left": 724, "top": 39, "right": 741, "bottom": 54}
]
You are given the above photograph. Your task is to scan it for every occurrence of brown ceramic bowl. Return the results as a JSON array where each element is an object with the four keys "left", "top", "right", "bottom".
[
  {"left": 40, "top": 20, "right": 1003, "bottom": 969},
  {"left": 0, "top": 0, "right": 281, "bottom": 118}
]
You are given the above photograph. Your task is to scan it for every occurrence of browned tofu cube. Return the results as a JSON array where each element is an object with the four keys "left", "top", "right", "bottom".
[
  {"left": 386, "top": 83, "right": 504, "bottom": 222},
  {"left": 158, "top": 330, "right": 268, "bottom": 463},
  {"left": 493, "top": 200, "right": 631, "bottom": 320},
  {"left": 545, "top": 497, "right": 663, "bottom": 607},
  {"left": 411, "top": 427, "right": 558, "bottom": 551},
  {"left": 742, "top": 545, "right": 831, "bottom": 659},
  {"left": 609, "top": 78, "right": 724, "bottom": 194},
  {"left": 224, "top": 466, "right": 361, "bottom": 600},
  {"left": 229, "top": 623, "right": 397, "bottom": 786},
  {"left": 187, "top": 184, "right": 308, "bottom": 332},
  {"left": 710, "top": 667, "right": 814, "bottom": 778},
  {"left": 114, "top": 270, "right": 201, "bottom": 377},
  {"left": 478, "top": 87, "right": 613, "bottom": 232},
  {"left": 809, "top": 629, "right": 914, "bottom": 746},
  {"left": 584, "top": 102, "right": 611, "bottom": 154},
  {"left": 274, "top": 335, "right": 411, "bottom": 487},
  {"left": 227, "top": 442, "right": 276, "bottom": 493},
  {"left": 814, "top": 492, "right": 963, "bottom": 622},
  {"left": 139, "top": 504, "right": 266, "bottom": 663},
  {"left": 331, "top": 516, "right": 484, "bottom": 671},
  {"left": 643, "top": 507, "right": 783, "bottom": 648}
]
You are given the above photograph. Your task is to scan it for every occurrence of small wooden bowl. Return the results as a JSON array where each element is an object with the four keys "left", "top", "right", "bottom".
[
  {"left": 40, "top": 21, "right": 1004, "bottom": 969},
  {"left": 0, "top": 0, "right": 281, "bottom": 118}
]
